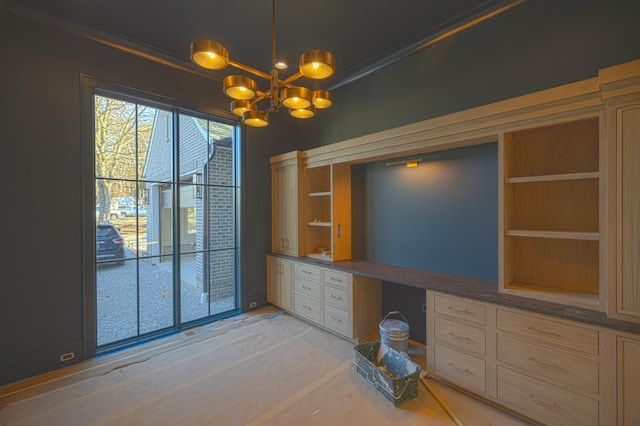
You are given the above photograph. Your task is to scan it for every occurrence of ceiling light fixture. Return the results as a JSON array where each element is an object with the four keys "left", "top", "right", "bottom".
[{"left": 190, "top": 0, "right": 335, "bottom": 127}]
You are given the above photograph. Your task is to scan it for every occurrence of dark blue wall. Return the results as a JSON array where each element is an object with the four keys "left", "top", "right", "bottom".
[{"left": 362, "top": 143, "right": 498, "bottom": 281}]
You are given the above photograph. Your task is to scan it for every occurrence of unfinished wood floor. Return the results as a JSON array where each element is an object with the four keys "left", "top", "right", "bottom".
[{"left": 0, "top": 308, "right": 531, "bottom": 425}]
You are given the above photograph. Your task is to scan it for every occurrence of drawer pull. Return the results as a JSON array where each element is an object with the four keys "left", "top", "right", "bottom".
[
  {"left": 302, "top": 285, "right": 311, "bottom": 291},
  {"left": 528, "top": 393, "right": 564, "bottom": 411},
  {"left": 527, "top": 326, "right": 561, "bottom": 337},
  {"left": 447, "top": 332, "right": 473, "bottom": 342},
  {"left": 448, "top": 306, "right": 473, "bottom": 315},
  {"left": 447, "top": 362, "right": 474, "bottom": 376},
  {"left": 330, "top": 315, "right": 344, "bottom": 324},
  {"left": 330, "top": 276, "right": 343, "bottom": 283},
  {"left": 303, "top": 270, "right": 312, "bottom": 275},
  {"left": 330, "top": 294, "right": 343, "bottom": 301},
  {"left": 528, "top": 356, "right": 559, "bottom": 369},
  {"left": 302, "top": 304, "right": 312, "bottom": 311}
]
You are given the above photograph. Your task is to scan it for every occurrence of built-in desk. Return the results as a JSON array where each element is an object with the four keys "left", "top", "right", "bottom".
[
  {"left": 273, "top": 254, "right": 640, "bottom": 335},
  {"left": 269, "top": 253, "right": 640, "bottom": 425}
]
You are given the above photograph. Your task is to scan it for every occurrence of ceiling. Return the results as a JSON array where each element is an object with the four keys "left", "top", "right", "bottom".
[{"left": 4, "top": 0, "right": 523, "bottom": 88}]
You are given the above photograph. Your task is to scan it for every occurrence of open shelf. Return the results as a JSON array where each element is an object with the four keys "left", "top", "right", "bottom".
[
  {"left": 302, "top": 164, "right": 352, "bottom": 262},
  {"left": 501, "top": 118, "right": 601, "bottom": 308},
  {"left": 507, "top": 171, "right": 599, "bottom": 184},
  {"left": 505, "top": 229, "right": 599, "bottom": 241}
]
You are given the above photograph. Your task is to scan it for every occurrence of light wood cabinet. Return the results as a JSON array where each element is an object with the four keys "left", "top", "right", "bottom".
[
  {"left": 271, "top": 151, "right": 303, "bottom": 256},
  {"left": 427, "top": 290, "right": 618, "bottom": 426},
  {"left": 427, "top": 293, "right": 490, "bottom": 396},
  {"left": 495, "top": 308, "right": 606, "bottom": 426},
  {"left": 617, "top": 334, "right": 640, "bottom": 425},
  {"left": 302, "top": 163, "right": 351, "bottom": 261},
  {"left": 281, "top": 259, "right": 380, "bottom": 342},
  {"left": 607, "top": 95, "right": 640, "bottom": 323},
  {"left": 499, "top": 118, "right": 604, "bottom": 310},
  {"left": 266, "top": 255, "right": 292, "bottom": 311}
]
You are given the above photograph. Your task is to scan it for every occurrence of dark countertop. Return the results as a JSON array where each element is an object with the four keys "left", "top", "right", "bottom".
[{"left": 271, "top": 254, "right": 640, "bottom": 335}]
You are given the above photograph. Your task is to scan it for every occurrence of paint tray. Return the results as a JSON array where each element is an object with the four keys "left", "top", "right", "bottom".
[{"left": 353, "top": 340, "right": 420, "bottom": 406}]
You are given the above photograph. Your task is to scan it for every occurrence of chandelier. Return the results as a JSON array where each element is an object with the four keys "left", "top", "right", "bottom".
[{"left": 189, "top": 0, "right": 335, "bottom": 128}]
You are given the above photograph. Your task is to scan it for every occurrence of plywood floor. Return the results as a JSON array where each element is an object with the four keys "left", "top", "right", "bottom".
[{"left": 0, "top": 308, "right": 532, "bottom": 425}]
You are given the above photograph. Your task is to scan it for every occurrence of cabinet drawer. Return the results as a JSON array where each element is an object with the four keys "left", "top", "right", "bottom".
[
  {"left": 324, "top": 304, "right": 350, "bottom": 336},
  {"left": 294, "top": 293, "right": 321, "bottom": 322},
  {"left": 434, "top": 344, "right": 485, "bottom": 393},
  {"left": 294, "top": 277, "right": 320, "bottom": 299},
  {"left": 294, "top": 263, "right": 320, "bottom": 281},
  {"left": 434, "top": 293, "right": 486, "bottom": 325},
  {"left": 497, "top": 309, "right": 598, "bottom": 355},
  {"left": 434, "top": 316, "right": 485, "bottom": 355},
  {"left": 322, "top": 269, "right": 351, "bottom": 289},
  {"left": 497, "top": 366, "right": 598, "bottom": 426},
  {"left": 324, "top": 285, "right": 349, "bottom": 310},
  {"left": 497, "top": 334, "right": 598, "bottom": 394}
]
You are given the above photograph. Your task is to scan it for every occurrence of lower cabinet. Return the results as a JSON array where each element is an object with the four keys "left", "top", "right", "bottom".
[
  {"left": 617, "top": 334, "right": 640, "bottom": 425},
  {"left": 266, "top": 255, "right": 292, "bottom": 311},
  {"left": 427, "top": 291, "right": 619, "bottom": 426},
  {"left": 267, "top": 256, "right": 381, "bottom": 342}
]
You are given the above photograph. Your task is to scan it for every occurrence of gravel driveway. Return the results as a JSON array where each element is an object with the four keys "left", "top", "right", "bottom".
[{"left": 96, "top": 252, "right": 235, "bottom": 346}]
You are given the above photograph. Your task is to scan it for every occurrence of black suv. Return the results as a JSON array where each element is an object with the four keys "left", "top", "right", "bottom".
[{"left": 96, "top": 223, "right": 126, "bottom": 265}]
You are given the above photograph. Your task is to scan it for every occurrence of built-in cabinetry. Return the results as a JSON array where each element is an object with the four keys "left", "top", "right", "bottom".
[
  {"left": 606, "top": 94, "right": 640, "bottom": 323},
  {"left": 267, "top": 256, "right": 380, "bottom": 342},
  {"left": 500, "top": 118, "right": 603, "bottom": 310},
  {"left": 429, "top": 293, "right": 490, "bottom": 396},
  {"left": 302, "top": 163, "right": 351, "bottom": 261},
  {"left": 617, "top": 334, "right": 640, "bottom": 425},
  {"left": 271, "top": 151, "right": 303, "bottom": 256},
  {"left": 427, "top": 291, "right": 617, "bottom": 426},
  {"left": 268, "top": 59, "right": 640, "bottom": 424},
  {"left": 267, "top": 255, "right": 292, "bottom": 311}
]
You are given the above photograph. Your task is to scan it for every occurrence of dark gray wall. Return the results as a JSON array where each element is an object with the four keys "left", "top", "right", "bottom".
[
  {"left": 2, "top": 0, "right": 640, "bottom": 385},
  {"left": 0, "top": 11, "right": 305, "bottom": 384},
  {"left": 317, "top": 0, "right": 640, "bottom": 145}
]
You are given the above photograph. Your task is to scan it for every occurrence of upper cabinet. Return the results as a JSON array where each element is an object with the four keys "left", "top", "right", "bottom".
[
  {"left": 606, "top": 93, "right": 640, "bottom": 323},
  {"left": 301, "top": 163, "right": 351, "bottom": 262},
  {"left": 499, "top": 118, "right": 604, "bottom": 310},
  {"left": 271, "top": 151, "right": 303, "bottom": 256}
]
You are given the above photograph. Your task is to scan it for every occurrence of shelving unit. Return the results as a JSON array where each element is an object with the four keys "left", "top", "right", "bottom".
[
  {"left": 302, "top": 163, "right": 351, "bottom": 262},
  {"left": 500, "top": 118, "right": 602, "bottom": 309}
]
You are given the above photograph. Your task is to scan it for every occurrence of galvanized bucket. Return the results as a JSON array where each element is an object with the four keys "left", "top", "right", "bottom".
[{"left": 379, "top": 311, "right": 410, "bottom": 353}]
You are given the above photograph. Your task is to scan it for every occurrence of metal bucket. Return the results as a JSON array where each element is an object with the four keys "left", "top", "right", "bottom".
[{"left": 379, "top": 311, "right": 410, "bottom": 353}]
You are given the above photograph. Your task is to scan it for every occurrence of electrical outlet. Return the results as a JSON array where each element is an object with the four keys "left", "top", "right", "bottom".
[{"left": 60, "top": 352, "right": 75, "bottom": 362}]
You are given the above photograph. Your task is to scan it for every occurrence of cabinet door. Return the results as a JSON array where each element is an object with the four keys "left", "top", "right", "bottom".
[
  {"left": 272, "top": 165, "right": 298, "bottom": 256},
  {"left": 614, "top": 99, "right": 640, "bottom": 321},
  {"left": 282, "top": 165, "right": 298, "bottom": 256},
  {"left": 266, "top": 256, "right": 291, "bottom": 310},
  {"left": 618, "top": 336, "right": 640, "bottom": 425}
]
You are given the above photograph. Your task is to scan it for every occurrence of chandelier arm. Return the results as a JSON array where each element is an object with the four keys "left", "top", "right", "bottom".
[
  {"left": 227, "top": 59, "right": 272, "bottom": 81},
  {"left": 279, "top": 71, "right": 304, "bottom": 87},
  {"left": 255, "top": 91, "right": 272, "bottom": 99}
]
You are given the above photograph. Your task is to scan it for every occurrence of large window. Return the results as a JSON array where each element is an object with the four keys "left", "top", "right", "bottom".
[{"left": 93, "top": 90, "right": 240, "bottom": 350}]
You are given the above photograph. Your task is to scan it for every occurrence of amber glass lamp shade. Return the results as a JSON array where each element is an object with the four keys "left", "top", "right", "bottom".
[
  {"left": 190, "top": 40, "right": 229, "bottom": 70},
  {"left": 312, "top": 90, "right": 332, "bottom": 109},
  {"left": 243, "top": 110, "right": 269, "bottom": 127},
  {"left": 223, "top": 75, "right": 257, "bottom": 100},
  {"left": 300, "top": 50, "right": 335, "bottom": 79},
  {"left": 231, "top": 100, "right": 256, "bottom": 117},
  {"left": 290, "top": 105, "right": 316, "bottom": 119},
  {"left": 281, "top": 86, "right": 312, "bottom": 109}
]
